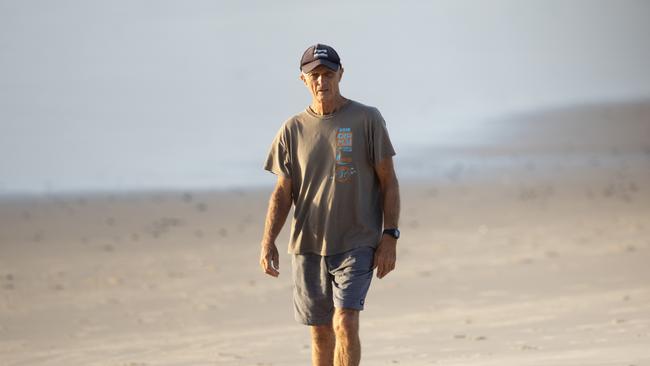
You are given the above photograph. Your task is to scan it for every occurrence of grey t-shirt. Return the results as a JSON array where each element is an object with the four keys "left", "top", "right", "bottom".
[{"left": 264, "top": 99, "right": 396, "bottom": 256}]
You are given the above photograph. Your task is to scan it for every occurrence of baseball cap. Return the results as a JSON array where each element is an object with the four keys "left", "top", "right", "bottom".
[{"left": 300, "top": 43, "right": 341, "bottom": 73}]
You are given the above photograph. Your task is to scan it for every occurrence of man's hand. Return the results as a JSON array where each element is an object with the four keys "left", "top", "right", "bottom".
[
  {"left": 372, "top": 235, "right": 397, "bottom": 279},
  {"left": 260, "top": 242, "right": 280, "bottom": 277},
  {"left": 373, "top": 156, "right": 400, "bottom": 279},
  {"left": 259, "top": 176, "right": 292, "bottom": 278}
]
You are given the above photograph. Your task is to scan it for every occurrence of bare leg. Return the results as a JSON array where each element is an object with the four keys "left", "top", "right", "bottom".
[
  {"left": 310, "top": 324, "right": 335, "bottom": 366},
  {"left": 333, "top": 308, "right": 361, "bottom": 366}
]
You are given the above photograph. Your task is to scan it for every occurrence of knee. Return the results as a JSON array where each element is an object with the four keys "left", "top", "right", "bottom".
[
  {"left": 333, "top": 308, "right": 359, "bottom": 337},
  {"left": 311, "top": 324, "right": 334, "bottom": 343}
]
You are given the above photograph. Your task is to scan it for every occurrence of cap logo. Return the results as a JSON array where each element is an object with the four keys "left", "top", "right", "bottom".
[{"left": 313, "top": 48, "right": 328, "bottom": 59}]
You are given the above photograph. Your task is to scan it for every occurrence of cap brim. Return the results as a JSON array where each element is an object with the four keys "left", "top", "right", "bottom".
[{"left": 301, "top": 59, "right": 340, "bottom": 73}]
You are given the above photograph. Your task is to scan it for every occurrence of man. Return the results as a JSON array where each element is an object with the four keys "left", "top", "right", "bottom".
[{"left": 259, "top": 43, "right": 401, "bottom": 366}]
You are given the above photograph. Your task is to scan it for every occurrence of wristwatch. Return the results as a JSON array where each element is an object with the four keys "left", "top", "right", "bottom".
[{"left": 382, "top": 228, "right": 400, "bottom": 239}]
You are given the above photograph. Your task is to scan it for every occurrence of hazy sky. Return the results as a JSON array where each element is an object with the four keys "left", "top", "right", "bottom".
[{"left": 1, "top": 0, "right": 649, "bottom": 193}]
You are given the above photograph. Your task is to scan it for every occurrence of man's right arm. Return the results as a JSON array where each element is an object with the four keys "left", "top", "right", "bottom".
[{"left": 259, "top": 175, "right": 293, "bottom": 277}]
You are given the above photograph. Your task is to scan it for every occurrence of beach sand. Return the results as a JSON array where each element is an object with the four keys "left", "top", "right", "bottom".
[
  {"left": 2, "top": 100, "right": 650, "bottom": 365},
  {"left": 1, "top": 153, "right": 649, "bottom": 365}
]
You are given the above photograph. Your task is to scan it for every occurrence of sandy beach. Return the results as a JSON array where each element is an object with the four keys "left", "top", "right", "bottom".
[
  {"left": 2, "top": 142, "right": 649, "bottom": 365},
  {"left": 2, "top": 1, "right": 650, "bottom": 364}
]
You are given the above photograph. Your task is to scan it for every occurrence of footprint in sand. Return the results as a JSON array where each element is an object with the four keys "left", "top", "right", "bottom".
[
  {"left": 520, "top": 344, "right": 539, "bottom": 350},
  {"left": 217, "top": 352, "right": 243, "bottom": 361},
  {"left": 2, "top": 273, "right": 14, "bottom": 290},
  {"left": 417, "top": 270, "right": 431, "bottom": 277},
  {"left": 517, "top": 257, "right": 534, "bottom": 265},
  {"left": 603, "top": 184, "right": 615, "bottom": 197},
  {"left": 148, "top": 217, "right": 184, "bottom": 238},
  {"left": 32, "top": 231, "right": 44, "bottom": 243},
  {"left": 545, "top": 250, "right": 560, "bottom": 258}
]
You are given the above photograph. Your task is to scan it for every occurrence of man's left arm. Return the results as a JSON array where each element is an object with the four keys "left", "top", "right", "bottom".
[{"left": 372, "top": 156, "right": 401, "bottom": 279}]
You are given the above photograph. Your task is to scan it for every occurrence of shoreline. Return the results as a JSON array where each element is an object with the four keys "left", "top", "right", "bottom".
[{"left": 2, "top": 147, "right": 649, "bottom": 201}]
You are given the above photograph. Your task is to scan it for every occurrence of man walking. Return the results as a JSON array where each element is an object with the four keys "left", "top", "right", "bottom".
[{"left": 259, "top": 43, "right": 401, "bottom": 366}]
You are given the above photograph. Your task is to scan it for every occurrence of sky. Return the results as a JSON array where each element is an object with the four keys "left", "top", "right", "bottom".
[{"left": 1, "top": 0, "right": 649, "bottom": 194}]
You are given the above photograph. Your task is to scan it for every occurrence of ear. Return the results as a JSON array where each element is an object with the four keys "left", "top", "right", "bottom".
[
  {"left": 338, "top": 66, "right": 344, "bottom": 82},
  {"left": 299, "top": 73, "right": 307, "bottom": 85}
]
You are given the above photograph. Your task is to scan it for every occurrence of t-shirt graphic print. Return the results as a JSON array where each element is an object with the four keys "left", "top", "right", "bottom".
[{"left": 335, "top": 127, "right": 355, "bottom": 183}]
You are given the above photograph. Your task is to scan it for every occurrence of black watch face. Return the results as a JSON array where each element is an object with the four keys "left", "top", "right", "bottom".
[{"left": 385, "top": 228, "right": 400, "bottom": 239}]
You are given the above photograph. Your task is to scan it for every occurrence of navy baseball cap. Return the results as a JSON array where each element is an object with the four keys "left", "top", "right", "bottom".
[{"left": 300, "top": 43, "right": 341, "bottom": 73}]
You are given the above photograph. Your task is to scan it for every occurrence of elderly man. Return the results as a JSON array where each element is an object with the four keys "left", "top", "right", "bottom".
[{"left": 259, "top": 43, "right": 401, "bottom": 366}]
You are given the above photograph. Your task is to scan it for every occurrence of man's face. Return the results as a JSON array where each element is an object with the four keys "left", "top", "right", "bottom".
[{"left": 300, "top": 64, "right": 344, "bottom": 103}]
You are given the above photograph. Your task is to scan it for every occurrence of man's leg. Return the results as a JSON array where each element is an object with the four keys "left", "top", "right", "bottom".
[
  {"left": 310, "top": 324, "right": 335, "bottom": 366},
  {"left": 333, "top": 308, "right": 360, "bottom": 366},
  {"left": 327, "top": 247, "right": 374, "bottom": 366}
]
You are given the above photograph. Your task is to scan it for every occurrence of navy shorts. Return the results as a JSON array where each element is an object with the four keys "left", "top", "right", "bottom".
[{"left": 291, "top": 246, "right": 375, "bottom": 325}]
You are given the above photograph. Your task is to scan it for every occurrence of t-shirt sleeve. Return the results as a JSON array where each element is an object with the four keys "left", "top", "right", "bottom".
[
  {"left": 369, "top": 108, "right": 396, "bottom": 166},
  {"left": 264, "top": 125, "right": 292, "bottom": 177}
]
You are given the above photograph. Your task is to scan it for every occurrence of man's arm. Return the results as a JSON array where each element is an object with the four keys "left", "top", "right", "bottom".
[
  {"left": 372, "top": 156, "right": 401, "bottom": 279},
  {"left": 259, "top": 175, "right": 293, "bottom": 277}
]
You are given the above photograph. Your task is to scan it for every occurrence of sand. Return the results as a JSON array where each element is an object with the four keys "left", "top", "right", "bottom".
[
  {"left": 1, "top": 151, "right": 649, "bottom": 365},
  {"left": 1, "top": 99, "right": 650, "bottom": 365}
]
